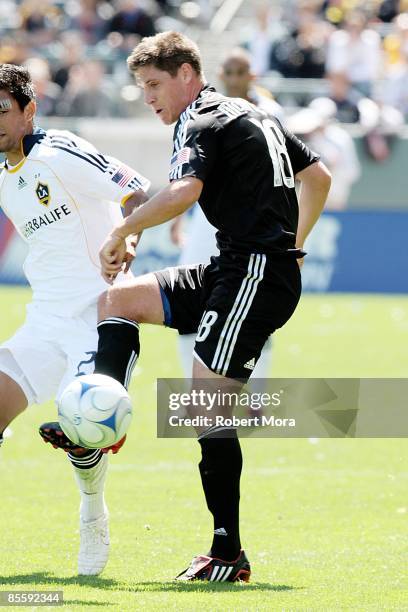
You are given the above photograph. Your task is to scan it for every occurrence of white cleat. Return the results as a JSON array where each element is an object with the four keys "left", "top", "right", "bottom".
[{"left": 78, "top": 513, "right": 110, "bottom": 576}]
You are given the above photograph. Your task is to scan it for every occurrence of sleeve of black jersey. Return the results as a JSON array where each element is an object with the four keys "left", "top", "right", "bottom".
[
  {"left": 278, "top": 120, "right": 320, "bottom": 175},
  {"left": 170, "top": 114, "right": 220, "bottom": 182}
]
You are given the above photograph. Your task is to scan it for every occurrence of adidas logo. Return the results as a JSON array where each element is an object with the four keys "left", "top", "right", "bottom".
[
  {"left": 18, "top": 176, "right": 27, "bottom": 190},
  {"left": 214, "top": 527, "right": 228, "bottom": 536},
  {"left": 244, "top": 358, "right": 256, "bottom": 370}
]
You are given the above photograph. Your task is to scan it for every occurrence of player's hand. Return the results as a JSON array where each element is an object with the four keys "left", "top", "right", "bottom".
[{"left": 99, "top": 233, "right": 127, "bottom": 283}]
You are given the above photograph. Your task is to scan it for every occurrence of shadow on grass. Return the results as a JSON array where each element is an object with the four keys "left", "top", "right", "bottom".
[
  {"left": 0, "top": 573, "right": 300, "bottom": 595},
  {"left": 0, "top": 572, "right": 125, "bottom": 589},
  {"left": 131, "top": 581, "right": 299, "bottom": 593}
]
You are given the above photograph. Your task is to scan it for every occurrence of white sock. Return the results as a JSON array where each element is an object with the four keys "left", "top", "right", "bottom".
[{"left": 68, "top": 451, "right": 108, "bottom": 523}]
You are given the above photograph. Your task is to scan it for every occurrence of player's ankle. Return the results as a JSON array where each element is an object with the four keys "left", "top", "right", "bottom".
[
  {"left": 69, "top": 447, "right": 91, "bottom": 457},
  {"left": 209, "top": 547, "right": 241, "bottom": 562}
]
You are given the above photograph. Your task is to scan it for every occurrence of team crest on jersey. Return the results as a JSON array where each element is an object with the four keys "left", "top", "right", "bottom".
[{"left": 35, "top": 181, "right": 51, "bottom": 206}]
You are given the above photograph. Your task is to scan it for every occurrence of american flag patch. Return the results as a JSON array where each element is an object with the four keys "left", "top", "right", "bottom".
[
  {"left": 112, "top": 164, "right": 136, "bottom": 188},
  {"left": 170, "top": 147, "right": 191, "bottom": 171}
]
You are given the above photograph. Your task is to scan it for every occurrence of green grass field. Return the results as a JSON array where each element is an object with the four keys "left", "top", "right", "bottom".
[{"left": 0, "top": 286, "right": 406, "bottom": 611}]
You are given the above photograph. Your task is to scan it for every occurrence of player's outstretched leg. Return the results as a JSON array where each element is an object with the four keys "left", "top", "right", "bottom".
[
  {"left": 39, "top": 314, "right": 140, "bottom": 456},
  {"left": 39, "top": 278, "right": 159, "bottom": 455},
  {"left": 94, "top": 274, "right": 164, "bottom": 387},
  {"left": 69, "top": 449, "right": 110, "bottom": 575},
  {"left": 94, "top": 317, "right": 140, "bottom": 388}
]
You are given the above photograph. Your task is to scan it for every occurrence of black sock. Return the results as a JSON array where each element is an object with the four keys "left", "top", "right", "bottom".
[
  {"left": 198, "top": 429, "right": 242, "bottom": 561},
  {"left": 94, "top": 317, "right": 140, "bottom": 389}
]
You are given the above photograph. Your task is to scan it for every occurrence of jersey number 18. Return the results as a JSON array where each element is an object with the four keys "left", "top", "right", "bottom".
[{"left": 249, "top": 118, "right": 295, "bottom": 189}]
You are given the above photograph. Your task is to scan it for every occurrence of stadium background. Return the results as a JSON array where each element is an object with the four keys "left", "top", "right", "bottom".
[
  {"left": 0, "top": 1, "right": 407, "bottom": 610},
  {"left": 1, "top": 0, "right": 408, "bottom": 292}
]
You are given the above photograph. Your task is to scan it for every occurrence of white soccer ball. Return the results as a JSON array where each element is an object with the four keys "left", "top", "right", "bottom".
[{"left": 58, "top": 374, "right": 132, "bottom": 449}]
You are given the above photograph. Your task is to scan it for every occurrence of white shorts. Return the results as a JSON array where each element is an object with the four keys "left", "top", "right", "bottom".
[{"left": 0, "top": 302, "right": 98, "bottom": 405}]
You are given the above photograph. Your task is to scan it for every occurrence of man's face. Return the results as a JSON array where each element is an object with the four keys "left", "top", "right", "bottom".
[
  {"left": 0, "top": 90, "right": 33, "bottom": 154},
  {"left": 136, "top": 65, "right": 192, "bottom": 125},
  {"left": 220, "top": 58, "right": 252, "bottom": 99}
]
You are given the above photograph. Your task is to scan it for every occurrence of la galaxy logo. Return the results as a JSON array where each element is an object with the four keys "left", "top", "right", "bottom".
[{"left": 35, "top": 181, "right": 51, "bottom": 207}]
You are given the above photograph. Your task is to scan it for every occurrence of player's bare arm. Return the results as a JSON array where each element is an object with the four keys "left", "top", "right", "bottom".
[
  {"left": 122, "top": 188, "right": 149, "bottom": 218},
  {"left": 295, "top": 160, "right": 331, "bottom": 256},
  {"left": 99, "top": 177, "right": 203, "bottom": 282}
]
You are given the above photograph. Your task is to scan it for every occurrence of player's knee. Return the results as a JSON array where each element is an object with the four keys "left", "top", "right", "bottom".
[
  {"left": 97, "top": 285, "right": 144, "bottom": 323},
  {"left": 97, "top": 287, "right": 128, "bottom": 320},
  {"left": 98, "top": 276, "right": 163, "bottom": 324},
  {"left": 97, "top": 289, "right": 112, "bottom": 320}
]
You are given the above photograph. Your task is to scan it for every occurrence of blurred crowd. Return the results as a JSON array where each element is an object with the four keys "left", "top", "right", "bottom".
[
  {"left": 0, "top": 0, "right": 213, "bottom": 117},
  {"left": 0, "top": 0, "right": 407, "bottom": 150},
  {"left": 245, "top": 0, "right": 408, "bottom": 121}
]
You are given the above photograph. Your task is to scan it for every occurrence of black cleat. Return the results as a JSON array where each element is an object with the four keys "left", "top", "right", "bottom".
[
  {"left": 176, "top": 549, "right": 251, "bottom": 582},
  {"left": 39, "top": 421, "right": 127, "bottom": 455},
  {"left": 39, "top": 421, "right": 84, "bottom": 453}
]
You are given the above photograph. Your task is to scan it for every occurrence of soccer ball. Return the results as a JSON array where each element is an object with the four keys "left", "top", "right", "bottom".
[{"left": 58, "top": 374, "right": 132, "bottom": 449}]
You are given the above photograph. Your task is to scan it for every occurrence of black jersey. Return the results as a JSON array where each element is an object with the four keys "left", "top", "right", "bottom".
[{"left": 169, "top": 86, "right": 319, "bottom": 256}]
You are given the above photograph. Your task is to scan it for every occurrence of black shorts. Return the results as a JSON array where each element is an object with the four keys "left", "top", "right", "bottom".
[{"left": 154, "top": 251, "right": 301, "bottom": 381}]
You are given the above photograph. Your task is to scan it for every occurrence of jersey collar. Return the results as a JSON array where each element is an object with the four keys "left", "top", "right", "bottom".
[
  {"left": 22, "top": 126, "right": 46, "bottom": 156},
  {"left": 196, "top": 84, "right": 216, "bottom": 102},
  {"left": 3, "top": 126, "right": 46, "bottom": 172},
  {"left": 183, "top": 84, "right": 216, "bottom": 115},
  {"left": 200, "top": 84, "right": 216, "bottom": 95}
]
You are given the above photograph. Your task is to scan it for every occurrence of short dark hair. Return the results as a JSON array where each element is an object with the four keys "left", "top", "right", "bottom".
[
  {"left": 127, "top": 31, "right": 203, "bottom": 78},
  {"left": 0, "top": 64, "right": 35, "bottom": 110}
]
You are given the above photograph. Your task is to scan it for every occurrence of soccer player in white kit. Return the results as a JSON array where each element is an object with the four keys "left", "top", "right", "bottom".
[{"left": 0, "top": 64, "right": 150, "bottom": 575}]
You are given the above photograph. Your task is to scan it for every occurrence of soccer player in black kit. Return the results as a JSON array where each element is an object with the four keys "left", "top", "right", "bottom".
[{"left": 44, "top": 31, "right": 331, "bottom": 581}]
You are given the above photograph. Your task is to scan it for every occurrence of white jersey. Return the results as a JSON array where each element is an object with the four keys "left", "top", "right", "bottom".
[
  {"left": 0, "top": 127, "right": 150, "bottom": 316},
  {"left": 179, "top": 204, "right": 218, "bottom": 265}
]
